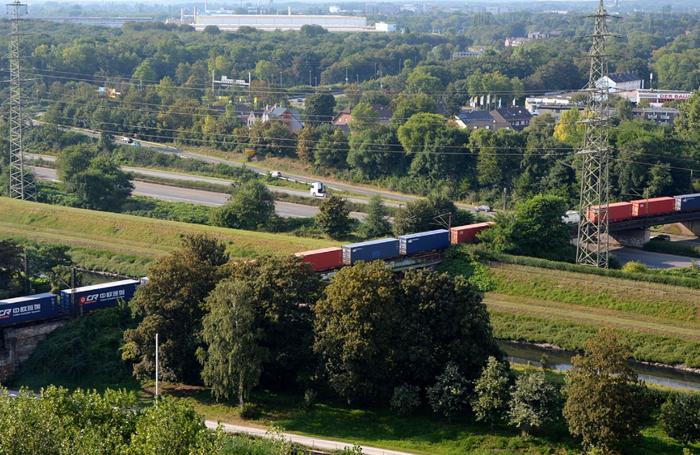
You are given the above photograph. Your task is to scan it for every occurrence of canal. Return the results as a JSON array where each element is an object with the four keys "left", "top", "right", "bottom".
[{"left": 499, "top": 340, "right": 700, "bottom": 392}]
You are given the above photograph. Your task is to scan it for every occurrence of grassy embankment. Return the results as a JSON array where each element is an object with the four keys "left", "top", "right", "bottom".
[
  {"left": 0, "top": 198, "right": 339, "bottom": 275},
  {"left": 483, "top": 263, "right": 700, "bottom": 367}
]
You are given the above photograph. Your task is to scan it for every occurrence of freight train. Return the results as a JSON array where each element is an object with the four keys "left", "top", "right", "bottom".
[
  {"left": 1, "top": 222, "right": 496, "bottom": 328},
  {"left": 0, "top": 279, "right": 142, "bottom": 329},
  {"left": 295, "top": 222, "right": 494, "bottom": 271},
  {"left": 585, "top": 194, "right": 700, "bottom": 223}
]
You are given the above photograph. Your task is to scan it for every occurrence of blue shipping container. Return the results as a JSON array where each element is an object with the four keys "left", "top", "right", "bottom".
[
  {"left": 399, "top": 229, "right": 450, "bottom": 255},
  {"left": 60, "top": 279, "right": 140, "bottom": 313},
  {"left": 674, "top": 194, "right": 700, "bottom": 212},
  {"left": 342, "top": 238, "right": 399, "bottom": 265},
  {"left": 0, "top": 293, "right": 59, "bottom": 327}
]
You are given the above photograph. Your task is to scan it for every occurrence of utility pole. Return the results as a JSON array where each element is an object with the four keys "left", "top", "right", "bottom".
[
  {"left": 576, "top": 0, "right": 613, "bottom": 268},
  {"left": 7, "top": 0, "right": 34, "bottom": 201},
  {"left": 155, "top": 333, "right": 159, "bottom": 400}
]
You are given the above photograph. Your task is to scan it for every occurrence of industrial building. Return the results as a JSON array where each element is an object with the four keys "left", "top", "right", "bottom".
[{"left": 170, "top": 7, "right": 394, "bottom": 33}]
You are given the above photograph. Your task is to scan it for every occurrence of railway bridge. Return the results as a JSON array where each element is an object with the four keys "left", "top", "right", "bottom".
[{"left": 608, "top": 211, "right": 700, "bottom": 248}]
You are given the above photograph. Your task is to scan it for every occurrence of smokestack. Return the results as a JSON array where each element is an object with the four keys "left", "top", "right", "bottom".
[
  {"left": 204, "top": 0, "right": 208, "bottom": 11},
  {"left": 288, "top": 6, "right": 291, "bottom": 15}
]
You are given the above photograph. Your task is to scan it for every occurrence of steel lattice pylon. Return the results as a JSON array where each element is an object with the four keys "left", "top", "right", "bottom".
[
  {"left": 576, "top": 0, "right": 612, "bottom": 268},
  {"left": 7, "top": 0, "right": 34, "bottom": 200}
]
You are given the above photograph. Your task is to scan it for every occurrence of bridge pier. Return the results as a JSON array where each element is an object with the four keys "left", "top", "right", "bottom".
[
  {"left": 0, "top": 320, "right": 67, "bottom": 383},
  {"left": 676, "top": 221, "right": 700, "bottom": 237},
  {"left": 610, "top": 228, "right": 650, "bottom": 248}
]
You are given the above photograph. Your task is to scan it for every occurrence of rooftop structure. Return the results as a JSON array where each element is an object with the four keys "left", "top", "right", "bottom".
[{"left": 596, "top": 71, "right": 643, "bottom": 91}]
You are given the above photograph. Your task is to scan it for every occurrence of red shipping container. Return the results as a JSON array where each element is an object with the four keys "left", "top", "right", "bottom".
[
  {"left": 294, "top": 247, "right": 343, "bottom": 271},
  {"left": 631, "top": 197, "right": 675, "bottom": 217},
  {"left": 450, "top": 222, "right": 495, "bottom": 244},
  {"left": 586, "top": 202, "right": 633, "bottom": 223}
]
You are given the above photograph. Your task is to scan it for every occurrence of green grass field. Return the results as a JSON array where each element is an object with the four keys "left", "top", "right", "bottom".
[
  {"left": 0, "top": 198, "right": 339, "bottom": 260},
  {"left": 485, "top": 263, "right": 700, "bottom": 367}
]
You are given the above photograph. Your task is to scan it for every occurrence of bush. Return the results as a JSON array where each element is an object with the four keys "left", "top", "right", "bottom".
[
  {"left": 427, "top": 363, "right": 471, "bottom": 422},
  {"left": 621, "top": 261, "right": 648, "bottom": 274},
  {"left": 301, "top": 389, "right": 317, "bottom": 412},
  {"left": 390, "top": 384, "right": 421, "bottom": 416},
  {"left": 660, "top": 393, "right": 700, "bottom": 444}
]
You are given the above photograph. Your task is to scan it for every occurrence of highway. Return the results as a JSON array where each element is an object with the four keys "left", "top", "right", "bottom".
[
  {"left": 34, "top": 167, "right": 366, "bottom": 220},
  {"left": 31, "top": 125, "right": 474, "bottom": 207},
  {"left": 29, "top": 153, "right": 386, "bottom": 206}
]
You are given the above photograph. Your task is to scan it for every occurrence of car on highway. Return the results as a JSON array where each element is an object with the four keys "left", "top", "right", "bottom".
[
  {"left": 651, "top": 234, "right": 671, "bottom": 242},
  {"left": 476, "top": 205, "right": 493, "bottom": 212},
  {"left": 270, "top": 171, "right": 282, "bottom": 178}
]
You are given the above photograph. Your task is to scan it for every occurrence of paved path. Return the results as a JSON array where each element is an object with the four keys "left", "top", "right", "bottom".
[
  {"left": 205, "top": 421, "right": 419, "bottom": 455},
  {"left": 611, "top": 246, "right": 695, "bottom": 269}
]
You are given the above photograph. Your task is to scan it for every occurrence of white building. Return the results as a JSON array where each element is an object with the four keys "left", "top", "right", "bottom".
[
  {"left": 596, "top": 72, "right": 643, "bottom": 92},
  {"left": 194, "top": 11, "right": 385, "bottom": 32},
  {"left": 616, "top": 89, "right": 693, "bottom": 107},
  {"left": 525, "top": 91, "right": 586, "bottom": 115}
]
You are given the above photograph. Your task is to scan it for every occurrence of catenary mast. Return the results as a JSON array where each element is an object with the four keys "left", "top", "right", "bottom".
[{"left": 576, "top": 0, "right": 612, "bottom": 267}]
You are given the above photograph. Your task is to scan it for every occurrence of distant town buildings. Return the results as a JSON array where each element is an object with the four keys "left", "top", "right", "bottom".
[
  {"left": 596, "top": 72, "right": 644, "bottom": 91},
  {"left": 332, "top": 104, "right": 393, "bottom": 132},
  {"left": 30, "top": 16, "right": 152, "bottom": 27},
  {"left": 505, "top": 31, "right": 560, "bottom": 47},
  {"left": 451, "top": 50, "right": 483, "bottom": 59},
  {"left": 454, "top": 108, "right": 532, "bottom": 132}
]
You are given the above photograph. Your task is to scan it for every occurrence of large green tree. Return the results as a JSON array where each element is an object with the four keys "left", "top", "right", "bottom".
[
  {"left": 57, "top": 145, "right": 133, "bottom": 211},
  {"left": 225, "top": 256, "right": 323, "bottom": 388},
  {"left": 198, "top": 280, "right": 267, "bottom": 406},
  {"left": 393, "top": 195, "right": 473, "bottom": 236},
  {"left": 563, "top": 329, "right": 649, "bottom": 454},
  {"left": 316, "top": 195, "right": 351, "bottom": 239},
  {"left": 360, "top": 195, "right": 392, "bottom": 239},
  {"left": 508, "top": 371, "right": 560, "bottom": 436},
  {"left": 304, "top": 92, "right": 336, "bottom": 124},
  {"left": 210, "top": 180, "right": 276, "bottom": 230},
  {"left": 314, "top": 261, "right": 399, "bottom": 403},
  {"left": 123, "top": 234, "right": 228, "bottom": 383}
]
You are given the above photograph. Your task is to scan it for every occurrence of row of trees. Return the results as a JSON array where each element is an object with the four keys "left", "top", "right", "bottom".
[
  {"left": 122, "top": 234, "right": 502, "bottom": 407},
  {"left": 0, "top": 386, "right": 303, "bottom": 455}
]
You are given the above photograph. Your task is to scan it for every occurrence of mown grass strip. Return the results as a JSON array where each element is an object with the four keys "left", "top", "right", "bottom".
[{"left": 0, "top": 198, "right": 338, "bottom": 259}]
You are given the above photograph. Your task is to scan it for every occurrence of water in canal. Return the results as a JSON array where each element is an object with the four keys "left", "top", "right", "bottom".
[{"left": 499, "top": 340, "right": 700, "bottom": 392}]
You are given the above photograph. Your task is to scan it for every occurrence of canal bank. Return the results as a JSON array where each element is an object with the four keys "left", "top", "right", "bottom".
[{"left": 499, "top": 340, "right": 700, "bottom": 392}]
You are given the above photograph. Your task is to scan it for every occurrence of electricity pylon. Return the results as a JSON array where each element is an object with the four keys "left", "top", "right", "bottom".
[
  {"left": 7, "top": 0, "right": 34, "bottom": 200},
  {"left": 576, "top": 0, "right": 612, "bottom": 268}
]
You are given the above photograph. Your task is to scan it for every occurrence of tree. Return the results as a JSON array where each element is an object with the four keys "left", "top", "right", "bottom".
[
  {"left": 391, "top": 93, "right": 439, "bottom": 129},
  {"left": 296, "top": 126, "right": 317, "bottom": 163},
  {"left": 314, "top": 261, "right": 399, "bottom": 403},
  {"left": 304, "top": 92, "right": 336, "bottom": 124},
  {"left": 315, "top": 128, "right": 349, "bottom": 169},
  {"left": 0, "top": 239, "right": 23, "bottom": 296},
  {"left": 123, "top": 234, "right": 228, "bottom": 383},
  {"left": 198, "top": 280, "right": 268, "bottom": 406},
  {"left": 347, "top": 126, "right": 400, "bottom": 179},
  {"left": 553, "top": 107, "right": 585, "bottom": 146},
  {"left": 427, "top": 362, "right": 471, "bottom": 422},
  {"left": 508, "top": 372, "right": 560, "bottom": 437},
  {"left": 57, "top": 145, "right": 133, "bottom": 211},
  {"left": 360, "top": 195, "right": 392, "bottom": 238},
  {"left": 131, "top": 59, "right": 157, "bottom": 87},
  {"left": 479, "top": 195, "right": 572, "bottom": 262},
  {"left": 660, "top": 393, "right": 700, "bottom": 445},
  {"left": 397, "top": 270, "right": 502, "bottom": 386},
  {"left": 393, "top": 195, "right": 473, "bottom": 236},
  {"left": 390, "top": 384, "right": 421, "bottom": 416},
  {"left": 472, "top": 357, "right": 510, "bottom": 429},
  {"left": 316, "top": 195, "right": 351, "bottom": 239},
  {"left": 247, "top": 120, "right": 295, "bottom": 158},
  {"left": 563, "top": 329, "right": 648, "bottom": 454},
  {"left": 210, "top": 180, "right": 276, "bottom": 230},
  {"left": 676, "top": 90, "right": 700, "bottom": 138},
  {"left": 225, "top": 256, "right": 323, "bottom": 388},
  {"left": 350, "top": 102, "right": 380, "bottom": 132}
]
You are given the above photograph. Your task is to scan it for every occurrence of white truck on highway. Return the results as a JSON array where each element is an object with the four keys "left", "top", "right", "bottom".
[{"left": 310, "top": 182, "right": 326, "bottom": 197}]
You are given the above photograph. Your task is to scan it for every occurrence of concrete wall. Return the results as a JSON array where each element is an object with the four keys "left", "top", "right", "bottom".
[{"left": 0, "top": 320, "right": 67, "bottom": 383}]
